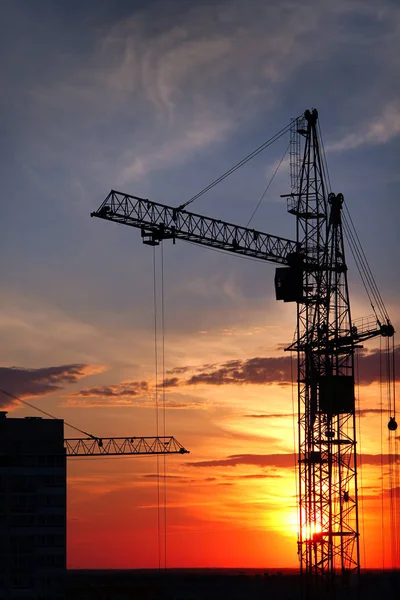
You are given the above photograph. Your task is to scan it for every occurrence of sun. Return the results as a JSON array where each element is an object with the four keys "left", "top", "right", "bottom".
[
  {"left": 280, "top": 507, "right": 300, "bottom": 539},
  {"left": 280, "top": 507, "right": 325, "bottom": 544}
]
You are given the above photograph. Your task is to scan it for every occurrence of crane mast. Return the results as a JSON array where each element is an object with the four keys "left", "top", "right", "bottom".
[
  {"left": 91, "top": 109, "right": 394, "bottom": 598},
  {"left": 287, "top": 109, "right": 360, "bottom": 595}
]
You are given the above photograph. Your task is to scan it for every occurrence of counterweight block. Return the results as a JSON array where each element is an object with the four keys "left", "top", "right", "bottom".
[
  {"left": 274, "top": 266, "right": 303, "bottom": 302},
  {"left": 318, "top": 375, "right": 355, "bottom": 415}
]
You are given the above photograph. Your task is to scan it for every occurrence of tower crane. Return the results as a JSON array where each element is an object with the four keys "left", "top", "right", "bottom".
[{"left": 91, "top": 109, "right": 396, "bottom": 598}]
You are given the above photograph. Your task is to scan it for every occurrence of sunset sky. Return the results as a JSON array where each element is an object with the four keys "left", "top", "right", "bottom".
[{"left": 1, "top": 0, "right": 399, "bottom": 570}]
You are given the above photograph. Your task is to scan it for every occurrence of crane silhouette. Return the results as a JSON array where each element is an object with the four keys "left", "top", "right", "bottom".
[{"left": 91, "top": 109, "right": 396, "bottom": 598}]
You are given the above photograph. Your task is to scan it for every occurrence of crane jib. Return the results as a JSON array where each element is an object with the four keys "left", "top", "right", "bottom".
[{"left": 91, "top": 190, "right": 341, "bottom": 271}]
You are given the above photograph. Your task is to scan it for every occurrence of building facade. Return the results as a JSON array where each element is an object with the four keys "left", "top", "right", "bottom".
[{"left": 0, "top": 412, "right": 66, "bottom": 599}]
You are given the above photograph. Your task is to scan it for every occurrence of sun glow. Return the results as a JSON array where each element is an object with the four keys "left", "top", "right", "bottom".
[{"left": 280, "top": 508, "right": 300, "bottom": 538}]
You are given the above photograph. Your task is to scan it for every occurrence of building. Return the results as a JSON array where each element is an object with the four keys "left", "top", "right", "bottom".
[{"left": 0, "top": 412, "right": 66, "bottom": 599}]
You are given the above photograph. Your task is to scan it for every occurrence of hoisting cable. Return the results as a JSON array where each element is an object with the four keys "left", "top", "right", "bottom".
[
  {"left": 0, "top": 388, "right": 99, "bottom": 440},
  {"left": 379, "top": 337, "right": 386, "bottom": 569},
  {"left": 153, "top": 244, "right": 169, "bottom": 570},
  {"left": 317, "top": 121, "right": 332, "bottom": 194},
  {"left": 386, "top": 334, "right": 399, "bottom": 568},
  {"left": 393, "top": 334, "right": 400, "bottom": 565},
  {"left": 341, "top": 200, "right": 398, "bottom": 565},
  {"left": 246, "top": 143, "right": 290, "bottom": 228},
  {"left": 342, "top": 212, "right": 390, "bottom": 324},
  {"left": 344, "top": 208, "right": 389, "bottom": 322},
  {"left": 342, "top": 215, "right": 380, "bottom": 317},
  {"left": 290, "top": 353, "right": 300, "bottom": 558},
  {"left": 177, "top": 119, "right": 298, "bottom": 210},
  {"left": 161, "top": 244, "right": 168, "bottom": 569},
  {"left": 379, "top": 332, "right": 399, "bottom": 569},
  {"left": 152, "top": 247, "right": 162, "bottom": 570},
  {"left": 355, "top": 350, "right": 367, "bottom": 568},
  {"left": 392, "top": 335, "right": 397, "bottom": 419},
  {"left": 318, "top": 121, "right": 390, "bottom": 325}
]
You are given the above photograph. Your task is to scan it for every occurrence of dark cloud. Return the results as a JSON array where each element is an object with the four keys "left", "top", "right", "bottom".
[
  {"left": 68, "top": 383, "right": 205, "bottom": 408},
  {"left": 73, "top": 381, "right": 148, "bottom": 399},
  {"left": 383, "top": 486, "right": 400, "bottom": 499},
  {"left": 195, "top": 363, "right": 218, "bottom": 373},
  {"left": 243, "top": 409, "right": 395, "bottom": 419},
  {"left": 355, "top": 346, "right": 400, "bottom": 385},
  {"left": 362, "top": 486, "right": 400, "bottom": 501},
  {"left": 187, "top": 356, "right": 291, "bottom": 386},
  {"left": 359, "top": 454, "right": 400, "bottom": 466},
  {"left": 187, "top": 453, "right": 399, "bottom": 469},
  {"left": 165, "top": 400, "right": 205, "bottom": 409},
  {"left": 0, "top": 364, "right": 96, "bottom": 408},
  {"left": 162, "top": 377, "right": 179, "bottom": 388},
  {"left": 180, "top": 346, "right": 400, "bottom": 387},
  {"left": 166, "top": 366, "right": 190, "bottom": 375},
  {"left": 233, "top": 473, "right": 282, "bottom": 479},
  {"left": 244, "top": 413, "right": 294, "bottom": 419},
  {"left": 142, "top": 474, "right": 218, "bottom": 484},
  {"left": 358, "top": 408, "right": 387, "bottom": 416},
  {"left": 142, "top": 474, "right": 186, "bottom": 480},
  {"left": 72, "top": 377, "right": 179, "bottom": 402},
  {"left": 69, "top": 344, "right": 400, "bottom": 406},
  {"left": 187, "top": 453, "right": 297, "bottom": 469},
  {"left": 244, "top": 408, "right": 393, "bottom": 420}
]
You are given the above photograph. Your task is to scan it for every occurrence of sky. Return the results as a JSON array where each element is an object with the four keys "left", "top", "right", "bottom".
[{"left": 1, "top": 0, "right": 400, "bottom": 570}]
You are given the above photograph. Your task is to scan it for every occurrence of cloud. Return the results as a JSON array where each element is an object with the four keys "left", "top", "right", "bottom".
[
  {"left": 142, "top": 474, "right": 218, "bottom": 484},
  {"left": 162, "top": 377, "right": 180, "bottom": 388},
  {"left": 187, "top": 452, "right": 398, "bottom": 469},
  {"left": 232, "top": 473, "right": 282, "bottom": 480},
  {"left": 142, "top": 474, "right": 187, "bottom": 480},
  {"left": 71, "top": 377, "right": 180, "bottom": 402},
  {"left": 186, "top": 356, "right": 291, "bottom": 386},
  {"left": 358, "top": 408, "right": 389, "bottom": 417},
  {"left": 244, "top": 413, "right": 294, "bottom": 419},
  {"left": 360, "top": 454, "right": 400, "bottom": 466},
  {"left": 183, "top": 346, "right": 400, "bottom": 387},
  {"left": 328, "top": 101, "right": 400, "bottom": 151},
  {"left": 355, "top": 345, "right": 400, "bottom": 385},
  {"left": 0, "top": 364, "right": 101, "bottom": 408},
  {"left": 73, "top": 380, "right": 148, "bottom": 398},
  {"left": 167, "top": 366, "right": 190, "bottom": 375},
  {"left": 69, "top": 355, "right": 293, "bottom": 405},
  {"left": 119, "top": 119, "right": 232, "bottom": 182},
  {"left": 68, "top": 344, "right": 399, "bottom": 407},
  {"left": 27, "top": 0, "right": 361, "bottom": 186},
  {"left": 242, "top": 407, "right": 397, "bottom": 419},
  {"left": 67, "top": 377, "right": 206, "bottom": 408},
  {"left": 187, "top": 453, "right": 296, "bottom": 469},
  {"left": 383, "top": 486, "right": 400, "bottom": 499}
]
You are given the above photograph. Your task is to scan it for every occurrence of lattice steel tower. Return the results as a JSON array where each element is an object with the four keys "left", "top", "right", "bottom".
[
  {"left": 91, "top": 107, "right": 395, "bottom": 599},
  {"left": 283, "top": 109, "right": 393, "bottom": 597},
  {"left": 282, "top": 109, "right": 359, "bottom": 597}
]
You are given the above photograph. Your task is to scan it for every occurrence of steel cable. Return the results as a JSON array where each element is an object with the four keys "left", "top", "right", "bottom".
[
  {"left": 0, "top": 388, "right": 98, "bottom": 439},
  {"left": 161, "top": 243, "right": 168, "bottom": 569},
  {"left": 177, "top": 119, "right": 298, "bottom": 210},
  {"left": 152, "top": 247, "right": 161, "bottom": 570},
  {"left": 246, "top": 143, "right": 290, "bottom": 228}
]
